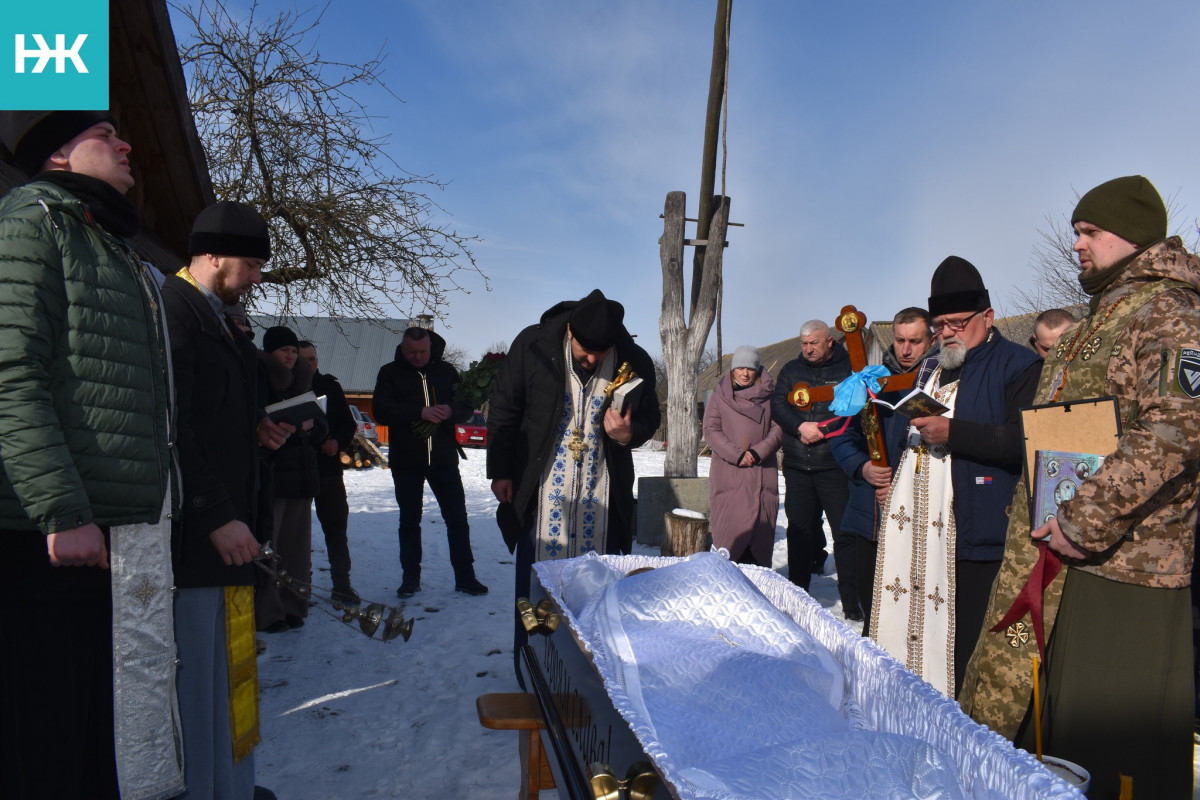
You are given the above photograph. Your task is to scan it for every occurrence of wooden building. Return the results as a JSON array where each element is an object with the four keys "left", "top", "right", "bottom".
[{"left": 0, "top": 0, "right": 213, "bottom": 269}]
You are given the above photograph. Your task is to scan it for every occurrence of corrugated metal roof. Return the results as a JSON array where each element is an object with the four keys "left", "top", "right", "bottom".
[{"left": 248, "top": 315, "right": 418, "bottom": 395}]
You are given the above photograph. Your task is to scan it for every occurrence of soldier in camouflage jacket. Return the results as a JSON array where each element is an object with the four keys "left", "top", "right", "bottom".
[{"left": 960, "top": 176, "right": 1198, "bottom": 799}]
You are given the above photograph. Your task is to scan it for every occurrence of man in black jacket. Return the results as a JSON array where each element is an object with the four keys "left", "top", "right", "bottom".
[
  {"left": 163, "top": 201, "right": 292, "bottom": 799},
  {"left": 487, "top": 289, "right": 660, "bottom": 676},
  {"left": 830, "top": 307, "right": 938, "bottom": 632},
  {"left": 373, "top": 327, "right": 487, "bottom": 598},
  {"left": 771, "top": 320, "right": 858, "bottom": 617},
  {"left": 299, "top": 341, "right": 360, "bottom": 604}
]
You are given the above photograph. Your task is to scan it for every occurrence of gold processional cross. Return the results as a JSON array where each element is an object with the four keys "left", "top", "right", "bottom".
[{"left": 787, "top": 305, "right": 917, "bottom": 468}]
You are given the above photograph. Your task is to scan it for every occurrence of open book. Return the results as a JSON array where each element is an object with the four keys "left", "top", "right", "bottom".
[
  {"left": 265, "top": 391, "right": 327, "bottom": 427},
  {"left": 611, "top": 376, "right": 645, "bottom": 415},
  {"left": 869, "top": 387, "right": 948, "bottom": 419}
]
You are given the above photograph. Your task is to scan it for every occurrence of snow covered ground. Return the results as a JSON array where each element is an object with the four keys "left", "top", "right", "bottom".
[{"left": 252, "top": 445, "right": 1199, "bottom": 799}]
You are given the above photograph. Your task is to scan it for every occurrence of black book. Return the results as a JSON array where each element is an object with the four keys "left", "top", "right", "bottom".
[
  {"left": 265, "top": 391, "right": 327, "bottom": 427},
  {"left": 611, "top": 376, "right": 645, "bottom": 415}
]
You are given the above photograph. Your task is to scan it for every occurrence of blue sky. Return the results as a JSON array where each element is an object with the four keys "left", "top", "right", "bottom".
[{"left": 170, "top": 1, "right": 1200, "bottom": 361}]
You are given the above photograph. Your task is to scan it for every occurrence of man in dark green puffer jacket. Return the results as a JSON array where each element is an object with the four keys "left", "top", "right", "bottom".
[{"left": 0, "top": 111, "right": 179, "bottom": 799}]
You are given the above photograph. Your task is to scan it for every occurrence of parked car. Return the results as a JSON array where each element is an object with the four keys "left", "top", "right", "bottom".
[
  {"left": 349, "top": 406, "right": 378, "bottom": 440},
  {"left": 455, "top": 411, "right": 487, "bottom": 448}
]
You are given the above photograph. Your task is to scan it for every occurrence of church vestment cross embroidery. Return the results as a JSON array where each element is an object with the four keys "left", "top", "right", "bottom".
[
  {"left": 927, "top": 585, "right": 946, "bottom": 613},
  {"left": 884, "top": 575, "right": 908, "bottom": 603},
  {"left": 132, "top": 577, "right": 157, "bottom": 609},
  {"left": 890, "top": 505, "right": 911, "bottom": 531},
  {"left": 566, "top": 429, "right": 587, "bottom": 462},
  {"left": 930, "top": 515, "right": 944, "bottom": 538}
]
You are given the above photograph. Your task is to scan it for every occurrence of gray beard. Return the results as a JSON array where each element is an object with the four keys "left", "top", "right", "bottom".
[{"left": 938, "top": 338, "right": 967, "bottom": 370}]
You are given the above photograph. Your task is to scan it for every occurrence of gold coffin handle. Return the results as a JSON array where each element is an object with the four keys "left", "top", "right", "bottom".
[
  {"left": 516, "top": 598, "right": 540, "bottom": 634},
  {"left": 516, "top": 597, "right": 560, "bottom": 636},
  {"left": 624, "top": 762, "right": 661, "bottom": 800},
  {"left": 588, "top": 763, "right": 621, "bottom": 800},
  {"left": 587, "top": 761, "right": 661, "bottom": 800}
]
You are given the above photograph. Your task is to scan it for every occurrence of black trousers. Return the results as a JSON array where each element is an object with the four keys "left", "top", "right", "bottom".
[
  {"left": 392, "top": 464, "right": 475, "bottom": 583},
  {"left": 954, "top": 558, "right": 1001, "bottom": 695},
  {"left": 855, "top": 535, "right": 878, "bottom": 632},
  {"left": 314, "top": 470, "right": 353, "bottom": 590},
  {"left": 782, "top": 466, "right": 855, "bottom": 605},
  {"left": 1, "top": 531, "right": 119, "bottom": 799}
]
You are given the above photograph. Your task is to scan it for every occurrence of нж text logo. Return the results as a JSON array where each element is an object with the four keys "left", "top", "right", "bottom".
[
  {"left": 15, "top": 34, "right": 89, "bottom": 74},
  {"left": 1, "top": 2, "right": 109, "bottom": 110}
]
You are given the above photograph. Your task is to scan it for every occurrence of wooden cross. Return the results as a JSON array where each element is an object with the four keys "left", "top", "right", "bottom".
[{"left": 787, "top": 305, "right": 918, "bottom": 467}]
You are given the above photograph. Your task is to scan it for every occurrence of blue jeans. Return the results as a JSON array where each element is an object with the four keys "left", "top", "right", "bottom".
[{"left": 391, "top": 465, "right": 475, "bottom": 582}]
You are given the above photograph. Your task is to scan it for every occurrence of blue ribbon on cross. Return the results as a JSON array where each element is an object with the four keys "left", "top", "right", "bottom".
[{"left": 828, "top": 364, "right": 891, "bottom": 416}]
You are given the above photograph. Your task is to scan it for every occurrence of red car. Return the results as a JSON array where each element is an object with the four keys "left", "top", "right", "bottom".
[{"left": 455, "top": 411, "right": 487, "bottom": 448}]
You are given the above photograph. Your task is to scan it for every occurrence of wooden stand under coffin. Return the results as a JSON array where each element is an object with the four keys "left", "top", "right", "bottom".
[{"left": 520, "top": 554, "right": 1085, "bottom": 800}]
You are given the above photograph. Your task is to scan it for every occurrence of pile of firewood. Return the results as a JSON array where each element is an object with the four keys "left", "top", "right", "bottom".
[{"left": 339, "top": 433, "right": 389, "bottom": 469}]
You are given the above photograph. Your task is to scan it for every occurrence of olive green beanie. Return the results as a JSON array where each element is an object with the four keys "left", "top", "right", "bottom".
[{"left": 1071, "top": 175, "right": 1166, "bottom": 247}]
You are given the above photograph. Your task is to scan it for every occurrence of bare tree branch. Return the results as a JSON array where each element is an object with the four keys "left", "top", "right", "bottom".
[
  {"left": 1006, "top": 212, "right": 1088, "bottom": 316},
  {"left": 175, "top": 0, "right": 486, "bottom": 323},
  {"left": 1009, "top": 190, "right": 1200, "bottom": 317}
]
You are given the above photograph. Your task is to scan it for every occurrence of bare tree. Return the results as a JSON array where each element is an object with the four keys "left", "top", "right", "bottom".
[
  {"left": 659, "top": 0, "right": 732, "bottom": 478},
  {"left": 1007, "top": 213, "right": 1089, "bottom": 316},
  {"left": 441, "top": 342, "right": 471, "bottom": 372},
  {"left": 175, "top": 0, "right": 485, "bottom": 322},
  {"left": 1010, "top": 191, "right": 1200, "bottom": 317},
  {"left": 651, "top": 347, "right": 717, "bottom": 443}
]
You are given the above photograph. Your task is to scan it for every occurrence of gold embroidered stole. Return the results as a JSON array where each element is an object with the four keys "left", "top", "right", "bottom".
[
  {"left": 225, "top": 585, "right": 261, "bottom": 761},
  {"left": 871, "top": 372, "right": 959, "bottom": 696}
]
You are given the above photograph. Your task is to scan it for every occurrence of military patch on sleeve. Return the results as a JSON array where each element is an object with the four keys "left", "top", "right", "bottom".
[{"left": 1174, "top": 348, "right": 1200, "bottom": 398}]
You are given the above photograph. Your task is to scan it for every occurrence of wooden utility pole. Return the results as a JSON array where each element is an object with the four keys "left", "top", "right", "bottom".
[
  {"left": 658, "top": 0, "right": 733, "bottom": 478},
  {"left": 690, "top": 0, "right": 731, "bottom": 313}
]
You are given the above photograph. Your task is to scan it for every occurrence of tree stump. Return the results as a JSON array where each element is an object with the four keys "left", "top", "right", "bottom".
[{"left": 661, "top": 510, "right": 710, "bottom": 557}]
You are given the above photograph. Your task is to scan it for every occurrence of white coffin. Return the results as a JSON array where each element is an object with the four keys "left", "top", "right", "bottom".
[{"left": 533, "top": 552, "right": 1083, "bottom": 800}]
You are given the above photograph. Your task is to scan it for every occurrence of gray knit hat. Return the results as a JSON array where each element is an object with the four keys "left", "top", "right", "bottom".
[{"left": 731, "top": 345, "right": 760, "bottom": 371}]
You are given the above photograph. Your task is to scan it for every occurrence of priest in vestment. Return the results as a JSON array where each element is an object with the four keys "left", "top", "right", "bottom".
[
  {"left": 487, "top": 289, "right": 660, "bottom": 680},
  {"left": 870, "top": 257, "right": 1040, "bottom": 697}
]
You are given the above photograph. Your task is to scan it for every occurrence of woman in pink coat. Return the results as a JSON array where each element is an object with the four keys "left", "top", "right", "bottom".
[{"left": 702, "top": 346, "right": 783, "bottom": 566}]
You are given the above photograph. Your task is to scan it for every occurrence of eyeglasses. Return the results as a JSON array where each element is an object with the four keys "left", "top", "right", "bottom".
[{"left": 931, "top": 310, "right": 982, "bottom": 333}]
